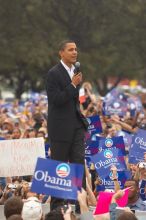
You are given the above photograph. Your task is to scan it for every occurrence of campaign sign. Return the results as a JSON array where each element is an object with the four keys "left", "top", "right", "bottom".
[
  {"left": 95, "top": 136, "right": 126, "bottom": 155},
  {"left": 128, "top": 155, "right": 144, "bottom": 164},
  {"left": 84, "top": 131, "right": 94, "bottom": 145},
  {"left": 0, "top": 138, "right": 45, "bottom": 177},
  {"left": 103, "top": 100, "right": 127, "bottom": 117},
  {"left": 85, "top": 140, "right": 99, "bottom": 168},
  {"left": 85, "top": 156, "right": 92, "bottom": 168},
  {"left": 128, "top": 98, "right": 136, "bottom": 117},
  {"left": 84, "top": 130, "right": 99, "bottom": 148},
  {"left": 31, "top": 158, "right": 84, "bottom": 200},
  {"left": 116, "top": 130, "right": 133, "bottom": 150},
  {"left": 86, "top": 115, "right": 102, "bottom": 135},
  {"left": 85, "top": 140, "right": 99, "bottom": 155},
  {"left": 91, "top": 148, "right": 126, "bottom": 178},
  {"left": 45, "top": 143, "right": 50, "bottom": 158},
  {"left": 140, "top": 180, "right": 146, "bottom": 201},
  {"left": 129, "top": 129, "right": 146, "bottom": 158},
  {"left": 103, "top": 88, "right": 128, "bottom": 116},
  {"left": 104, "top": 88, "right": 121, "bottom": 103},
  {"left": 96, "top": 170, "right": 131, "bottom": 191},
  {"left": 128, "top": 96, "right": 143, "bottom": 113}
]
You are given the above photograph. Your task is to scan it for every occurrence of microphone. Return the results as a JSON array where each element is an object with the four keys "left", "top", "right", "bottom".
[{"left": 74, "top": 62, "right": 80, "bottom": 74}]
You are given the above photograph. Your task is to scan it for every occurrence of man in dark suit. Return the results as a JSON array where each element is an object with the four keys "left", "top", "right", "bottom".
[{"left": 46, "top": 40, "right": 88, "bottom": 210}]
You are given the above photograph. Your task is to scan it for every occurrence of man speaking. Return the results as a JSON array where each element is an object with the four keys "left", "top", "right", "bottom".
[{"left": 46, "top": 40, "right": 88, "bottom": 210}]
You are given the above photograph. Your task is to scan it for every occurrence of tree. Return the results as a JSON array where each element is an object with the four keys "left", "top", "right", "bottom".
[
  {"left": 0, "top": 0, "right": 60, "bottom": 98},
  {"left": 1, "top": 0, "right": 146, "bottom": 98}
]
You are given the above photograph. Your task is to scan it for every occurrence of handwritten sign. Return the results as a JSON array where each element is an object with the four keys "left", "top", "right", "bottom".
[{"left": 0, "top": 138, "right": 45, "bottom": 177}]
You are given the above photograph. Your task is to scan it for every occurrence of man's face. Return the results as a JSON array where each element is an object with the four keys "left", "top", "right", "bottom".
[
  {"left": 59, "top": 43, "right": 77, "bottom": 66},
  {"left": 124, "top": 180, "right": 139, "bottom": 199}
]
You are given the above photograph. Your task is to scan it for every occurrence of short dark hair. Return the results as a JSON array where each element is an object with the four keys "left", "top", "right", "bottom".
[
  {"left": 117, "top": 212, "right": 138, "bottom": 220},
  {"left": 59, "top": 40, "right": 76, "bottom": 51},
  {"left": 45, "top": 209, "right": 64, "bottom": 220},
  {"left": 125, "top": 179, "right": 139, "bottom": 188},
  {"left": 4, "top": 197, "right": 23, "bottom": 219},
  {"left": 7, "top": 215, "right": 23, "bottom": 220}
]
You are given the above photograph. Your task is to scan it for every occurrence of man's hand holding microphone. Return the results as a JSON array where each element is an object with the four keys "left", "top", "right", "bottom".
[{"left": 71, "top": 62, "right": 82, "bottom": 87}]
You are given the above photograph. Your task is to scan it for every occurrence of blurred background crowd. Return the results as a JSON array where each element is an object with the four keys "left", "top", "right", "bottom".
[{"left": 0, "top": 81, "right": 146, "bottom": 220}]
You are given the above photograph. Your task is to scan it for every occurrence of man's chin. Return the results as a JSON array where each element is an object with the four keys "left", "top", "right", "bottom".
[{"left": 72, "top": 59, "right": 77, "bottom": 64}]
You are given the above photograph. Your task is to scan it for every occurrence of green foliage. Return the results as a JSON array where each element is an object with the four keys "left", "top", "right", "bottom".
[{"left": 1, "top": 0, "right": 146, "bottom": 97}]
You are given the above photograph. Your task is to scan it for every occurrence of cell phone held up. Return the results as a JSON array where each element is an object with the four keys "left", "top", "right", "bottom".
[
  {"left": 138, "top": 162, "right": 146, "bottom": 169},
  {"left": 7, "top": 184, "right": 17, "bottom": 190}
]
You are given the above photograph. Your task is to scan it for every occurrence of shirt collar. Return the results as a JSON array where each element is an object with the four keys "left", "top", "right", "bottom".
[
  {"left": 129, "top": 197, "right": 145, "bottom": 209},
  {"left": 60, "top": 60, "right": 75, "bottom": 73}
]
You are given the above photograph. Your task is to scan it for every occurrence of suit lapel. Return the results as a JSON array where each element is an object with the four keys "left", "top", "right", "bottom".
[{"left": 57, "top": 62, "right": 71, "bottom": 83}]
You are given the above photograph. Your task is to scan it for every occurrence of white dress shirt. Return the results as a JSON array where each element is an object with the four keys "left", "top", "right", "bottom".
[{"left": 61, "top": 60, "right": 75, "bottom": 79}]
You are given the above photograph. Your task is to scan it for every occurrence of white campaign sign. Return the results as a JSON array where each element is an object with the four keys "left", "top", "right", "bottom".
[{"left": 0, "top": 137, "right": 45, "bottom": 177}]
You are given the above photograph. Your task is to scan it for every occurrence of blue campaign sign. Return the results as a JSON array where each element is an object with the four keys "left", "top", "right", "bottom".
[
  {"left": 85, "top": 156, "right": 92, "bottom": 168},
  {"left": 128, "top": 155, "right": 145, "bottom": 164},
  {"left": 103, "top": 88, "right": 128, "bottom": 116},
  {"left": 96, "top": 170, "right": 131, "bottom": 191},
  {"left": 1, "top": 103, "right": 12, "bottom": 109},
  {"left": 84, "top": 130, "right": 99, "bottom": 148},
  {"left": 103, "top": 100, "right": 127, "bottom": 117},
  {"left": 85, "top": 140, "right": 99, "bottom": 168},
  {"left": 91, "top": 148, "right": 126, "bottom": 178},
  {"left": 86, "top": 115, "right": 102, "bottom": 135},
  {"left": 128, "top": 96, "right": 143, "bottom": 115},
  {"left": 95, "top": 136, "right": 126, "bottom": 155},
  {"left": 85, "top": 131, "right": 91, "bottom": 143},
  {"left": 140, "top": 180, "right": 146, "bottom": 201},
  {"left": 116, "top": 130, "right": 133, "bottom": 150},
  {"left": 129, "top": 129, "right": 146, "bottom": 158},
  {"left": 84, "top": 131, "right": 94, "bottom": 145},
  {"left": 45, "top": 143, "right": 50, "bottom": 158},
  {"left": 104, "top": 88, "right": 121, "bottom": 103},
  {"left": 31, "top": 158, "right": 84, "bottom": 200},
  {"left": 85, "top": 140, "right": 99, "bottom": 155}
]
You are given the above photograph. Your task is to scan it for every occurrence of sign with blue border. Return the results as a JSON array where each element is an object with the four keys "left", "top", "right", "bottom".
[{"left": 31, "top": 158, "right": 84, "bottom": 200}]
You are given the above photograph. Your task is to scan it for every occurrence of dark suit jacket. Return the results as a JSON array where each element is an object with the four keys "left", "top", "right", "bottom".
[{"left": 46, "top": 62, "right": 88, "bottom": 142}]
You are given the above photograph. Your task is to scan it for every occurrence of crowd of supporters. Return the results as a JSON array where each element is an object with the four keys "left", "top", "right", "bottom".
[{"left": 0, "top": 82, "right": 146, "bottom": 220}]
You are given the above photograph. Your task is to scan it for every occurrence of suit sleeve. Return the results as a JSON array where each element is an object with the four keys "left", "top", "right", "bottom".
[{"left": 46, "top": 70, "right": 78, "bottom": 107}]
